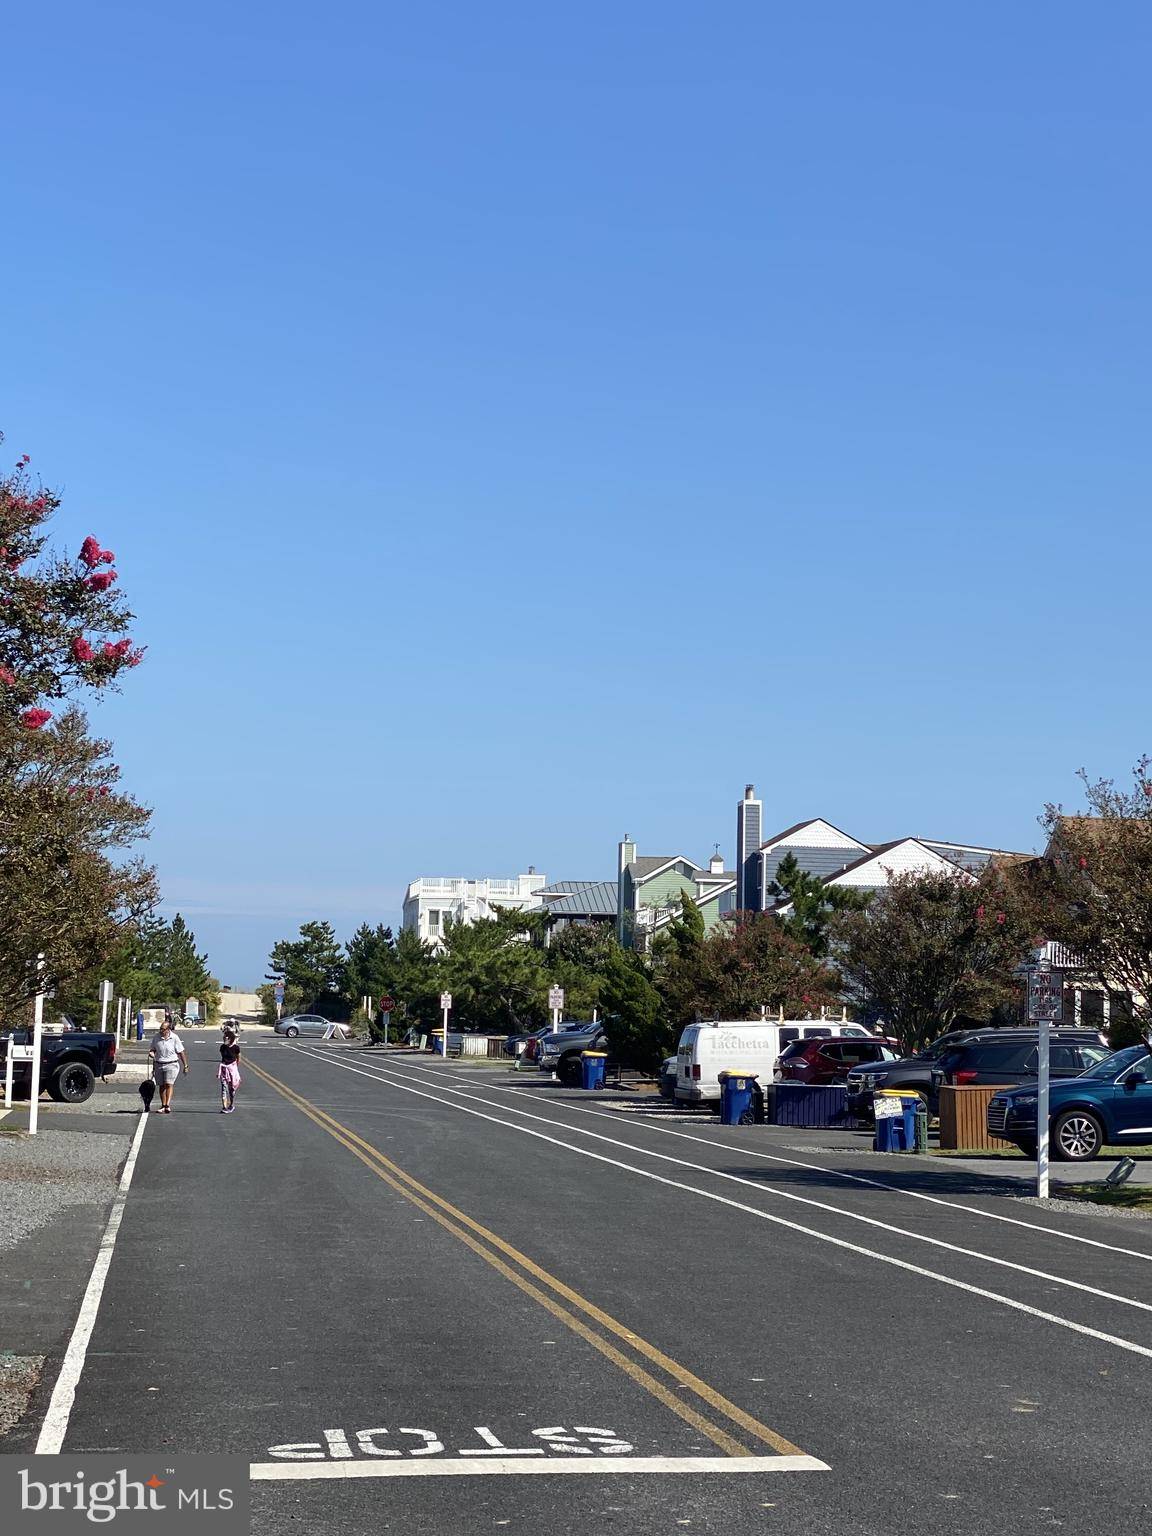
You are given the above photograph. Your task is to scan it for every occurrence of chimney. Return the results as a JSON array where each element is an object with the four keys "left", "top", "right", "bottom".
[
  {"left": 618, "top": 835, "right": 636, "bottom": 875},
  {"left": 736, "top": 784, "right": 763, "bottom": 911}
]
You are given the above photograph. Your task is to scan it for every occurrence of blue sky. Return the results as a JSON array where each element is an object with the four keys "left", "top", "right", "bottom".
[{"left": 6, "top": 2, "right": 1150, "bottom": 985}]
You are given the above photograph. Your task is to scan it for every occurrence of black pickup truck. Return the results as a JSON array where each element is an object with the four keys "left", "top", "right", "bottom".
[{"left": 0, "top": 1024, "right": 117, "bottom": 1103}]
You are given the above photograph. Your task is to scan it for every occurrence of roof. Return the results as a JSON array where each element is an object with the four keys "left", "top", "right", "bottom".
[
  {"left": 820, "top": 838, "right": 976, "bottom": 887},
  {"left": 538, "top": 880, "right": 618, "bottom": 917},
  {"left": 758, "top": 818, "right": 869, "bottom": 853},
  {"left": 629, "top": 854, "right": 702, "bottom": 882}
]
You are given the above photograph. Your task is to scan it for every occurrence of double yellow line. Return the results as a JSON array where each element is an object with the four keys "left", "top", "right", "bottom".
[{"left": 248, "top": 1059, "right": 803, "bottom": 1460}]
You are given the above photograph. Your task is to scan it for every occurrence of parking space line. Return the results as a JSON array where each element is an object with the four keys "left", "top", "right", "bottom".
[
  {"left": 388, "top": 1055, "right": 1152, "bottom": 1265},
  {"left": 286, "top": 1048, "right": 1152, "bottom": 1361},
  {"left": 246, "top": 1059, "right": 816, "bottom": 1464},
  {"left": 250, "top": 1455, "right": 825, "bottom": 1479},
  {"left": 297, "top": 1049, "right": 1152, "bottom": 1319}
]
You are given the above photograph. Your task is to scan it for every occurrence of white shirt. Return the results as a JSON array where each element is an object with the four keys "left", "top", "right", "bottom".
[{"left": 151, "top": 1031, "right": 185, "bottom": 1065}]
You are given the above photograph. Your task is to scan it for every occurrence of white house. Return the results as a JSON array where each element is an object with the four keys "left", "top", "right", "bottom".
[{"left": 402, "top": 871, "right": 548, "bottom": 949}]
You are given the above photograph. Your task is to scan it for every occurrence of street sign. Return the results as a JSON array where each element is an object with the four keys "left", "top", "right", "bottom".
[
  {"left": 548, "top": 986, "right": 565, "bottom": 1012},
  {"left": 1027, "top": 965, "right": 1064, "bottom": 1022},
  {"left": 380, "top": 997, "right": 395, "bottom": 1013},
  {"left": 99, "top": 980, "right": 114, "bottom": 1004},
  {"left": 274, "top": 981, "right": 285, "bottom": 1005},
  {"left": 440, "top": 992, "right": 452, "bottom": 1011}
]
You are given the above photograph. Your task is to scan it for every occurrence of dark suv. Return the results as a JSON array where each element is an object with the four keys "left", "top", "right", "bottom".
[
  {"left": 845, "top": 1027, "right": 1106, "bottom": 1116},
  {"left": 775, "top": 1037, "right": 899, "bottom": 1085}
]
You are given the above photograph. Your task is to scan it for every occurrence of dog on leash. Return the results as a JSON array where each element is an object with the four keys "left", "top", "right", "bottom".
[{"left": 138, "top": 1078, "right": 156, "bottom": 1113}]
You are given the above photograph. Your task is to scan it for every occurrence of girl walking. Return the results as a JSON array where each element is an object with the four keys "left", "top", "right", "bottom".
[{"left": 218, "top": 1027, "right": 242, "bottom": 1114}]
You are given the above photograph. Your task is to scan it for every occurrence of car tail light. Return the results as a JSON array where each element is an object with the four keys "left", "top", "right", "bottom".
[
  {"left": 109, "top": 1038, "right": 116, "bottom": 1061},
  {"left": 954, "top": 1069, "right": 979, "bottom": 1085},
  {"left": 691, "top": 1064, "right": 701, "bottom": 1080}
]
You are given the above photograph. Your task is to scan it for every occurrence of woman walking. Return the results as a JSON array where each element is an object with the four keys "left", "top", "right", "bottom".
[
  {"left": 147, "top": 1017, "right": 188, "bottom": 1113},
  {"left": 218, "top": 1027, "right": 242, "bottom": 1113}
]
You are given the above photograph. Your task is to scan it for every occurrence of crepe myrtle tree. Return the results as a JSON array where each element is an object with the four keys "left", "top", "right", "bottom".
[
  {"left": 829, "top": 867, "right": 1034, "bottom": 1053},
  {"left": 0, "top": 439, "right": 153, "bottom": 1009},
  {"left": 1040, "top": 758, "right": 1152, "bottom": 1041}
]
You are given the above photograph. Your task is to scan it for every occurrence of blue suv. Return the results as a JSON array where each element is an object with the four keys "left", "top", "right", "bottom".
[{"left": 987, "top": 1045, "right": 1152, "bottom": 1161}]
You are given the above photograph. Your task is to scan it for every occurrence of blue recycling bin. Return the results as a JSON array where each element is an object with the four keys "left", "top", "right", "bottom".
[
  {"left": 719, "top": 1071, "right": 760, "bottom": 1126},
  {"left": 873, "top": 1094, "right": 917, "bottom": 1152},
  {"left": 581, "top": 1051, "right": 608, "bottom": 1090}
]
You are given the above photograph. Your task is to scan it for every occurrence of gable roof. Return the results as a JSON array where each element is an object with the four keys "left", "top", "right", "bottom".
[
  {"left": 821, "top": 838, "right": 977, "bottom": 888},
  {"left": 629, "top": 854, "right": 703, "bottom": 883},
  {"left": 759, "top": 818, "right": 869, "bottom": 854}
]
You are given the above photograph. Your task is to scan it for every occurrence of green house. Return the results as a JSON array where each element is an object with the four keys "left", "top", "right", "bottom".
[{"left": 616, "top": 838, "right": 737, "bottom": 950}]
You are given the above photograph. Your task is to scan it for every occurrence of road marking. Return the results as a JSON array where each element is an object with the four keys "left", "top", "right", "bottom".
[
  {"left": 394, "top": 1057, "right": 1152, "bottom": 1264},
  {"left": 295, "top": 1049, "right": 1152, "bottom": 1321},
  {"left": 284, "top": 1049, "right": 1152, "bottom": 1361},
  {"left": 250, "top": 1455, "right": 826, "bottom": 1479},
  {"left": 35, "top": 1110, "right": 150, "bottom": 1454},
  {"left": 246, "top": 1059, "right": 813, "bottom": 1463}
]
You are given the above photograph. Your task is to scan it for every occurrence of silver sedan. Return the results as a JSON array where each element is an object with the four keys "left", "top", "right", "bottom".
[{"left": 275, "top": 1014, "right": 350, "bottom": 1039}]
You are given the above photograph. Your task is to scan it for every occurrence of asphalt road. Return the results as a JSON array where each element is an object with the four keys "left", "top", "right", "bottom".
[{"left": 25, "top": 1041, "right": 1152, "bottom": 1534}]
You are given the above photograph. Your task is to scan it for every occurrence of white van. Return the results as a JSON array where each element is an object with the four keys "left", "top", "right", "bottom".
[{"left": 675, "top": 1020, "right": 871, "bottom": 1106}]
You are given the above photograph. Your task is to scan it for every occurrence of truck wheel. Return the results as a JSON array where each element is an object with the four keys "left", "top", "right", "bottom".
[{"left": 50, "top": 1062, "right": 96, "bottom": 1103}]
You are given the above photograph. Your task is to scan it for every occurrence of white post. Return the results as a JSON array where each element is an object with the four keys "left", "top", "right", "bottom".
[
  {"left": 3, "top": 1032, "right": 13, "bottom": 1108},
  {"left": 27, "top": 957, "right": 45, "bottom": 1136},
  {"left": 100, "top": 989, "right": 110, "bottom": 1034},
  {"left": 441, "top": 1002, "right": 450, "bottom": 1058},
  {"left": 1037, "top": 1014, "right": 1050, "bottom": 1199}
]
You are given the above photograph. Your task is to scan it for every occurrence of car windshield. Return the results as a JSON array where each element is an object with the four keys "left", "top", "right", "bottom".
[{"left": 1077, "top": 1045, "right": 1151, "bottom": 1080}]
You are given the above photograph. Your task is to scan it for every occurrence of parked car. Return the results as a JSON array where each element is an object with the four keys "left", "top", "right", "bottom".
[
  {"left": 0, "top": 1024, "right": 117, "bottom": 1103},
  {"left": 503, "top": 1026, "right": 551, "bottom": 1060},
  {"left": 775, "top": 1037, "right": 900, "bottom": 1085},
  {"left": 659, "top": 1056, "right": 678, "bottom": 1099},
  {"left": 988, "top": 1044, "right": 1152, "bottom": 1161},
  {"left": 275, "top": 1014, "right": 349, "bottom": 1039},
  {"left": 537, "top": 1022, "right": 609, "bottom": 1086},
  {"left": 845, "top": 1027, "right": 1106, "bottom": 1116},
  {"left": 675, "top": 1020, "right": 872, "bottom": 1107}
]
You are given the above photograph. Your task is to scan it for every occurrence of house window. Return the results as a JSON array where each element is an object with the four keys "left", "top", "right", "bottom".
[{"left": 428, "top": 910, "right": 441, "bottom": 934}]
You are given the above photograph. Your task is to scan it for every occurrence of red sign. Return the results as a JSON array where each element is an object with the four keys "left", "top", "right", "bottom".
[{"left": 380, "top": 997, "right": 395, "bottom": 1013}]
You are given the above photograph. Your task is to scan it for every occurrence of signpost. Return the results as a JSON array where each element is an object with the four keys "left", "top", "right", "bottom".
[
  {"left": 439, "top": 992, "right": 452, "bottom": 1058},
  {"left": 1027, "top": 958, "right": 1064, "bottom": 1199},
  {"left": 99, "top": 979, "right": 114, "bottom": 1033},
  {"left": 274, "top": 981, "right": 285, "bottom": 1021},
  {"left": 27, "top": 956, "right": 45, "bottom": 1136},
  {"left": 548, "top": 985, "right": 565, "bottom": 1030}
]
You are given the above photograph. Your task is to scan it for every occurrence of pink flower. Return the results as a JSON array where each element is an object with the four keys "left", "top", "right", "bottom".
[
  {"left": 99, "top": 785, "right": 109, "bottom": 796},
  {"left": 19, "top": 454, "right": 30, "bottom": 465},
  {"left": 71, "top": 636, "right": 94, "bottom": 663},
  {"left": 20, "top": 708, "right": 51, "bottom": 730},
  {"left": 975, "top": 904, "right": 985, "bottom": 921},
  {"left": 85, "top": 571, "right": 117, "bottom": 592},
  {"left": 102, "top": 637, "right": 133, "bottom": 660},
  {"left": 100, "top": 548, "right": 115, "bottom": 565},
  {"left": 0, "top": 665, "right": 14, "bottom": 686},
  {"left": 79, "top": 536, "right": 103, "bottom": 568}
]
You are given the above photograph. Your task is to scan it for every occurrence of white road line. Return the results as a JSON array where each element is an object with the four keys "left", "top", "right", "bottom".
[
  {"left": 35, "top": 1110, "right": 150, "bottom": 1455},
  {"left": 295, "top": 1049, "right": 1152, "bottom": 1317},
  {"left": 250, "top": 1454, "right": 828, "bottom": 1480},
  {"left": 286, "top": 1047, "right": 1152, "bottom": 1360},
  {"left": 388, "top": 1055, "right": 1152, "bottom": 1267}
]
